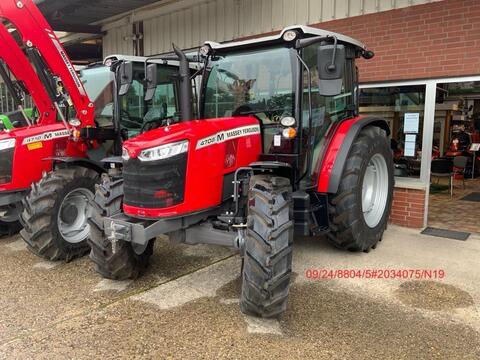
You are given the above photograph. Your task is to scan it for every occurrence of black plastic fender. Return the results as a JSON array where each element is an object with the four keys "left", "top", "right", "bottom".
[
  {"left": 249, "top": 161, "right": 294, "bottom": 184},
  {"left": 46, "top": 157, "right": 106, "bottom": 175}
]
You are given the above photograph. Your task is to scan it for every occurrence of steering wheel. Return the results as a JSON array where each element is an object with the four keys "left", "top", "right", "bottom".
[
  {"left": 120, "top": 109, "right": 140, "bottom": 128},
  {"left": 141, "top": 117, "right": 171, "bottom": 133}
]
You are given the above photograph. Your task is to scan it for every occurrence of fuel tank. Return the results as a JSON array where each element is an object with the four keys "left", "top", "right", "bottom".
[{"left": 121, "top": 116, "right": 262, "bottom": 219}]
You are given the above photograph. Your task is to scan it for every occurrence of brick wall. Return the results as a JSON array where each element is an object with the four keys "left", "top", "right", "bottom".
[
  {"left": 313, "top": 0, "right": 480, "bottom": 82},
  {"left": 390, "top": 188, "right": 426, "bottom": 228}
]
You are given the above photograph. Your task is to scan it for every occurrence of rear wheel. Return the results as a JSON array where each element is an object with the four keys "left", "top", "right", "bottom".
[
  {"left": 240, "top": 175, "right": 293, "bottom": 318},
  {"left": 327, "top": 126, "right": 394, "bottom": 252},
  {"left": 20, "top": 166, "right": 99, "bottom": 261},
  {"left": 88, "top": 175, "right": 154, "bottom": 280}
]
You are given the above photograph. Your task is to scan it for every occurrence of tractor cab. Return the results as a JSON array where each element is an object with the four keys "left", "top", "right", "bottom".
[{"left": 200, "top": 26, "right": 373, "bottom": 189}]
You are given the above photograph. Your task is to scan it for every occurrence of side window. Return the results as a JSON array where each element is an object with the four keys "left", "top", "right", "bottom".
[
  {"left": 152, "top": 82, "right": 177, "bottom": 118},
  {"left": 122, "top": 78, "right": 144, "bottom": 123}
]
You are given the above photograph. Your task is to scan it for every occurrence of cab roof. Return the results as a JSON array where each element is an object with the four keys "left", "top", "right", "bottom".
[
  {"left": 104, "top": 54, "right": 201, "bottom": 69},
  {"left": 205, "top": 25, "right": 368, "bottom": 53}
]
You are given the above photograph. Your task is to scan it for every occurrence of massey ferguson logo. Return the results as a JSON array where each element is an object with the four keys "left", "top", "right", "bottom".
[
  {"left": 196, "top": 125, "right": 260, "bottom": 150},
  {"left": 22, "top": 129, "right": 71, "bottom": 145}
]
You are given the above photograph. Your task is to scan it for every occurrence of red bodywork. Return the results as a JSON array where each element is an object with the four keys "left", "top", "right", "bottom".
[
  {"left": 123, "top": 115, "right": 367, "bottom": 219},
  {"left": 0, "top": 0, "right": 94, "bottom": 126},
  {"left": 0, "top": 0, "right": 95, "bottom": 193},
  {"left": 0, "top": 25, "right": 55, "bottom": 122},
  {"left": 123, "top": 116, "right": 262, "bottom": 218},
  {"left": 315, "top": 116, "right": 361, "bottom": 193}
]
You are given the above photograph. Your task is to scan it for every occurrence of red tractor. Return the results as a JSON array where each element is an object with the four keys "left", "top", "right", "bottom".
[
  {"left": 0, "top": 0, "right": 198, "bottom": 260},
  {"left": 89, "top": 26, "right": 394, "bottom": 317}
]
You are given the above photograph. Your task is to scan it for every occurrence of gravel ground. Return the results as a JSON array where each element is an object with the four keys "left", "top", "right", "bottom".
[{"left": 0, "top": 226, "right": 478, "bottom": 359}]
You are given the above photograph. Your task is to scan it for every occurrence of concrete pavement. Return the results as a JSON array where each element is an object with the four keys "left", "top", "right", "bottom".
[{"left": 0, "top": 226, "right": 479, "bottom": 359}]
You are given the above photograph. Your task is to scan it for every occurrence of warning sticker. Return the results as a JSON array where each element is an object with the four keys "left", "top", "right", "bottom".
[
  {"left": 196, "top": 125, "right": 260, "bottom": 150},
  {"left": 22, "top": 129, "right": 70, "bottom": 145}
]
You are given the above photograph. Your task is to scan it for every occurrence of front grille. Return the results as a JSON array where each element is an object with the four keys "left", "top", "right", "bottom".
[
  {"left": 123, "top": 152, "right": 187, "bottom": 209},
  {"left": 0, "top": 148, "right": 13, "bottom": 184}
]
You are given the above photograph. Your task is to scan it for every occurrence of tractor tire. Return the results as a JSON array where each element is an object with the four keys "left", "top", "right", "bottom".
[
  {"left": 240, "top": 175, "right": 294, "bottom": 318},
  {"left": 20, "top": 166, "right": 99, "bottom": 261},
  {"left": 88, "top": 176, "right": 154, "bottom": 280},
  {"left": 0, "top": 219, "right": 21, "bottom": 238},
  {"left": 327, "top": 126, "right": 394, "bottom": 252}
]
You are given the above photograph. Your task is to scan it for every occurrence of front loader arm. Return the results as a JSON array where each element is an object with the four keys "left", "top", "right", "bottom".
[
  {"left": 0, "top": 24, "right": 56, "bottom": 124},
  {"left": 0, "top": 0, "right": 95, "bottom": 128}
]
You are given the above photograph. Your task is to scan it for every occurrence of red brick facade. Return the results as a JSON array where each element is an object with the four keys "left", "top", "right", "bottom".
[
  {"left": 315, "top": 0, "right": 480, "bottom": 82},
  {"left": 237, "top": 1, "right": 478, "bottom": 229},
  {"left": 390, "top": 188, "right": 426, "bottom": 228}
]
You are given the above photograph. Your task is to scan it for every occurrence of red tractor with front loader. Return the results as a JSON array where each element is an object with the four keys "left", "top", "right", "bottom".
[
  {"left": 89, "top": 26, "right": 394, "bottom": 318},
  {"left": 0, "top": 0, "right": 199, "bottom": 261}
]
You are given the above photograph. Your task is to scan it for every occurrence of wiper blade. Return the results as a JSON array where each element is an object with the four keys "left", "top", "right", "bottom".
[{"left": 233, "top": 107, "right": 285, "bottom": 116}]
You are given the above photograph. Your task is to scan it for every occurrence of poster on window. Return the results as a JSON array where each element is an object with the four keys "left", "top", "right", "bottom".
[
  {"left": 404, "top": 134, "right": 416, "bottom": 157},
  {"left": 404, "top": 113, "right": 420, "bottom": 133}
]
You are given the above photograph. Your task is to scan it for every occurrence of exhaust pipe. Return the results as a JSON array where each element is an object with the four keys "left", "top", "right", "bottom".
[{"left": 172, "top": 43, "right": 193, "bottom": 122}]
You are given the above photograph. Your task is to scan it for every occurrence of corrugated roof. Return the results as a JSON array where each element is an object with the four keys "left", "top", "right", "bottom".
[{"left": 35, "top": 0, "right": 161, "bottom": 30}]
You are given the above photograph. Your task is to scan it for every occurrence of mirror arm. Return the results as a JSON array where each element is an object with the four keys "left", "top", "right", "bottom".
[
  {"left": 328, "top": 36, "right": 338, "bottom": 71},
  {"left": 295, "top": 35, "right": 328, "bottom": 50}
]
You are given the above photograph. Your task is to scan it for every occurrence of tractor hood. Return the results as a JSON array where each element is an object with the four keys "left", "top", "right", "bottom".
[
  {"left": 121, "top": 115, "right": 263, "bottom": 219},
  {"left": 122, "top": 116, "right": 260, "bottom": 159}
]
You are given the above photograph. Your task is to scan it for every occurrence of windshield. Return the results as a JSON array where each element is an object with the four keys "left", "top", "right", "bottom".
[
  {"left": 204, "top": 47, "right": 296, "bottom": 123},
  {"left": 79, "top": 64, "right": 179, "bottom": 136},
  {"left": 79, "top": 66, "right": 114, "bottom": 127}
]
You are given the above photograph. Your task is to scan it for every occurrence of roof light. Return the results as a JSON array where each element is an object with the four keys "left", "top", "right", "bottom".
[
  {"left": 199, "top": 45, "right": 211, "bottom": 57},
  {"left": 283, "top": 30, "right": 298, "bottom": 42}
]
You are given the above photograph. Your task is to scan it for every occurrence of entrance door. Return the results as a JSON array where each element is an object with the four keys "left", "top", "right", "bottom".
[{"left": 428, "top": 80, "right": 480, "bottom": 234}]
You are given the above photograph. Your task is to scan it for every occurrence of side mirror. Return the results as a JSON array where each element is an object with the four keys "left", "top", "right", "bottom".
[
  {"left": 317, "top": 44, "right": 345, "bottom": 96},
  {"left": 118, "top": 61, "right": 133, "bottom": 96},
  {"left": 144, "top": 63, "right": 158, "bottom": 102}
]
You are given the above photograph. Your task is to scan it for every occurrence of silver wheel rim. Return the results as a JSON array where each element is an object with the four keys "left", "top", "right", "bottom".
[
  {"left": 362, "top": 153, "right": 389, "bottom": 228},
  {"left": 57, "top": 188, "right": 94, "bottom": 243}
]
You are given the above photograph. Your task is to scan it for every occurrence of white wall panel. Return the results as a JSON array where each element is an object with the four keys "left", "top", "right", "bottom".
[{"left": 102, "top": 0, "right": 439, "bottom": 57}]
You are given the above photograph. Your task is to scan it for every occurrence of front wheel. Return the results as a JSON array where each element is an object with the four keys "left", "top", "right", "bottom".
[
  {"left": 88, "top": 175, "right": 154, "bottom": 280},
  {"left": 327, "top": 126, "right": 394, "bottom": 252},
  {"left": 20, "top": 166, "right": 99, "bottom": 261},
  {"left": 240, "top": 175, "right": 294, "bottom": 318}
]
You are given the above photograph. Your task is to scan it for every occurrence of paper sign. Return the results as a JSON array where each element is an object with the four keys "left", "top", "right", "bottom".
[
  {"left": 404, "top": 113, "right": 420, "bottom": 133},
  {"left": 404, "top": 134, "right": 416, "bottom": 157},
  {"left": 405, "top": 134, "right": 416, "bottom": 142},
  {"left": 273, "top": 134, "right": 281, "bottom": 147},
  {"left": 470, "top": 143, "right": 480, "bottom": 151}
]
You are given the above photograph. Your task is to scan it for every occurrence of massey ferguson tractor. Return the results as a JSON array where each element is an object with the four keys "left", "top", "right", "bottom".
[
  {"left": 89, "top": 26, "right": 394, "bottom": 318},
  {"left": 0, "top": 0, "right": 197, "bottom": 261}
]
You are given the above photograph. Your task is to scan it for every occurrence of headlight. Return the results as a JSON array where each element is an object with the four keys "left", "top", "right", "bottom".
[
  {"left": 0, "top": 139, "right": 15, "bottom": 151},
  {"left": 138, "top": 140, "right": 188, "bottom": 162}
]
